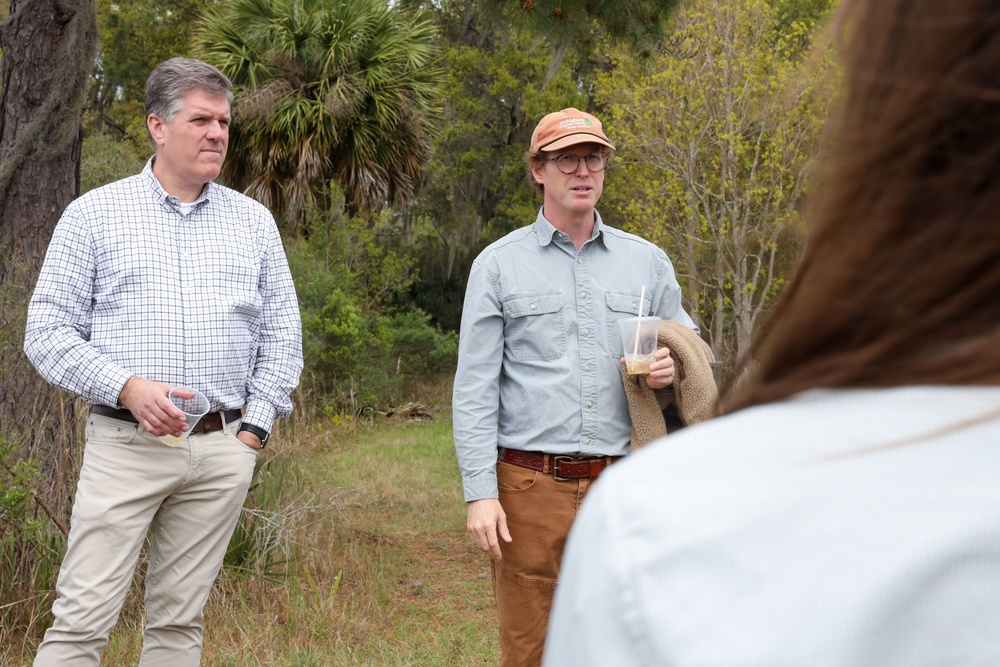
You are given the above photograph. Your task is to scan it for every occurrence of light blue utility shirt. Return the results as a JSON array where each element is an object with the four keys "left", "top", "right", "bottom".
[{"left": 453, "top": 209, "right": 697, "bottom": 502}]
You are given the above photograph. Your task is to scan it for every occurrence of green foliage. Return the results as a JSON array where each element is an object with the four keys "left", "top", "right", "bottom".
[
  {"left": 193, "top": 0, "right": 443, "bottom": 225},
  {"left": 596, "top": 0, "right": 837, "bottom": 367},
  {"left": 0, "top": 263, "right": 68, "bottom": 639},
  {"left": 309, "top": 286, "right": 385, "bottom": 392},
  {"left": 770, "top": 0, "right": 837, "bottom": 35},
  {"left": 288, "top": 192, "right": 457, "bottom": 412},
  {"left": 394, "top": 3, "right": 587, "bottom": 329},
  {"left": 80, "top": 133, "right": 148, "bottom": 193},
  {"left": 0, "top": 440, "right": 64, "bottom": 640},
  {"left": 90, "top": 0, "right": 212, "bottom": 139},
  {"left": 0, "top": 447, "right": 38, "bottom": 536},
  {"left": 433, "top": 30, "right": 585, "bottom": 231},
  {"left": 0, "top": 246, "right": 70, "bottom": 539},
  {"left": 481, "top": 0, "right": 682, "bottom": 60},
  {"left": 387, "top": 310, "right": 459, "bottom": 377}
]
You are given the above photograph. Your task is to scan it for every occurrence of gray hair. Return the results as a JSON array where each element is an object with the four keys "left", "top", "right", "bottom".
[{"left": 144, "top": 57, "right": 233, "bottom": 124}]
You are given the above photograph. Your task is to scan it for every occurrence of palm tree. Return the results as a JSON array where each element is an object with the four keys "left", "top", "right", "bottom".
[{"left": 193, "top": 0, "right": 442, "bottom": 226}]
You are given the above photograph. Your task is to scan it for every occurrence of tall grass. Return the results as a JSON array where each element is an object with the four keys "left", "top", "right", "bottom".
[
  {"left": 1, "top": 251, "right": 80, "bottom": 650},
  {"left": 0, "top": 435, "right": 66, "bottom": 652}
]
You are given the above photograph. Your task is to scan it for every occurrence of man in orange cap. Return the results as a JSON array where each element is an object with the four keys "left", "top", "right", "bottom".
[{"left": 453, "top": 107, "right": 698, "bottom": 665}]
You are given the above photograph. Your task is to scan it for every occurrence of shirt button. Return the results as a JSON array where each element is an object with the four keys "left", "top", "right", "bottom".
[
  {"left": 585, "top": 438, "right": 591, "bottom": 445},
  {"left": 584, "top": 364, "right": 592, "bottom": 372},
  {"left": 581, "top": 292, "right": 588, "bottom": 299},
  {"left": 529, "top": 303, "right": 537, "bottom": 311},
  {"left": 583, "top": 328, "right": 590, "bottom": 335},
  {"left": 577, "top": 257, "right": 582, "bottom": 264},
  {"left": 586, "top": 401, "right": 593, "bottom": 408}
]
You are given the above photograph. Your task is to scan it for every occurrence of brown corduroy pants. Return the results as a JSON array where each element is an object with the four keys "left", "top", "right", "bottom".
[{"left": 491, "top": 460, "right": 597, "bottom": 667}]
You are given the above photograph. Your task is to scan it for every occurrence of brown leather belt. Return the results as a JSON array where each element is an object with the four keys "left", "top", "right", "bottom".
[
  {"left": 498, "top": 447, "right": 623, "bottom": 481},
  {"left": 91, "top": 405, "right": 243, "bottom": 434}
]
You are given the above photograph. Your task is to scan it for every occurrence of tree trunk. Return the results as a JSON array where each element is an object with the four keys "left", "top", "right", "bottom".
[{"left": 0, "top": 0, "right": 98, "bottom": 517}]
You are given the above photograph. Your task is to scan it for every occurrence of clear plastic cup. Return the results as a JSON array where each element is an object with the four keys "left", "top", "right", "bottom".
[
  {"left": 618, "top": 316, "right": 660, "bottom": 374},
  {"left": 159, "top": 387, "right": 210, "bottom": 447}
]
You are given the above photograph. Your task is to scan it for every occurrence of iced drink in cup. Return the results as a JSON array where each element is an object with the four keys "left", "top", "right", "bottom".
[
  {"left": 159, "top": 387, "right": 210, "bottom": 447},
  {"left": 619, "top": 316, "right": 660, "bottom": 374}
]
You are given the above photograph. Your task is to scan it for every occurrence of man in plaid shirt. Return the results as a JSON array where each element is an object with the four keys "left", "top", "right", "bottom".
[{"left": 25, "top": 58, "right": 302, "bottom": 666}]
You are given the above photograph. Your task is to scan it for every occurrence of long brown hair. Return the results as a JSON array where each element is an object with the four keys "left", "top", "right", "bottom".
[{"left": 723, "top": 0, "right": 1000, "bottom": 412}]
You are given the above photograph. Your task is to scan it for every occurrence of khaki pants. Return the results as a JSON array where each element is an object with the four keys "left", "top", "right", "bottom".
[
  {"left": 33, "top": 413, "right": 257, "bottom": 667},
  {"left": 492, "top": 460, "right": 596, "bottom": 667}
]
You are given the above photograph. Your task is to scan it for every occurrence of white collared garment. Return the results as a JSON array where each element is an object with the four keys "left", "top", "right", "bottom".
[
  {"left": 546, "top": 385, "right": 1000, "bottom": 667},
  {"left": 25, "top": 158, "right": 302, "bottom": 431}
]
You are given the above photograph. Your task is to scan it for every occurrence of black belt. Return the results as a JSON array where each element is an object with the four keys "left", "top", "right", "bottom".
[{"left": 91, "top": 405, "right": 243, "bottom": 434}]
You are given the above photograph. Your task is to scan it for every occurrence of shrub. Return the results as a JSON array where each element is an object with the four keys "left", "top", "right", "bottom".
[
  {"left": 287, "top": 193, "right": 457, "bottom": 415},
  {"left": 81, "top": 132, "right": 147, "bottom": 193},
  {"left": 388, "top": 310, "right": 458, "bottom": 377}
]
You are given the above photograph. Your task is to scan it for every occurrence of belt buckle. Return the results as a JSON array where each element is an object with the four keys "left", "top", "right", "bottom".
[{"left": 552, "top": 455, "right": 576, "bottom": 482}]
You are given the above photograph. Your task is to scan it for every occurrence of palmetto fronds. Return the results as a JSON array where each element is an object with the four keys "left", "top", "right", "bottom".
[{"left": 194, "top": 0, "right": 442, "bottom": 227}]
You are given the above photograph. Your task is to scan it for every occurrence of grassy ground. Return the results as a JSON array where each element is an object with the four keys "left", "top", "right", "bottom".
[{"left": 4, "top": 407, "right": 498, "bottom": 666}]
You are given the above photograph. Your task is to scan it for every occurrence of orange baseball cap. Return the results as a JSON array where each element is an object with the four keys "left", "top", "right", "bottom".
[{"left": 530, "top": 108, "right": 615, "bottom": 153}]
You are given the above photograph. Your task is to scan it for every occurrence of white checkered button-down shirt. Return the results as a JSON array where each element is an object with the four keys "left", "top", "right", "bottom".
[{"left": 25, "top": 159, "right": 303, "bottom": 432}]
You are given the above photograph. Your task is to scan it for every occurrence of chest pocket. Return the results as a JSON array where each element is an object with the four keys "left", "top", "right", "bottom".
[
  {"left": 503, "top": 292, "right": 566, "bottom": 361},
  {"left": 212, "top": 243, "right": 263, "bottom": 319},
  {"left": 606, "top": 290, "right": 648, "bottom": 358}
]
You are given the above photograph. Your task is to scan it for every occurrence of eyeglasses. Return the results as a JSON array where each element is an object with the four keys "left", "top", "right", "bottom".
[{"left": 543, "top": 153, "right": 609, "bottom": 174}]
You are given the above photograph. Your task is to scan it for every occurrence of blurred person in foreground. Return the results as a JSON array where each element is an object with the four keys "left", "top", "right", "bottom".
[
  {"left": 544, "top": 1, "right": 1000, "bottom": 665},
  {"left": 25, "top": 57, "right": 302, "bottom": 666},
  {"left": 452, "top": 107, "right": 699, "bottom": 666}
]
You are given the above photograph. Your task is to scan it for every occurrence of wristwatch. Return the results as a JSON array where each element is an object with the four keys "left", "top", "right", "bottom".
[{"left": 237, "top": 423, "right": 269, "bottom": 449}]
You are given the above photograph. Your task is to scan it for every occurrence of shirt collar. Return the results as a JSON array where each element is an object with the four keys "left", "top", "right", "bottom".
[
  {"left": 532, "top": 208, "right": 609, "bottom": 249},
  {"left": 142, "top": 156, "right": 219, "bottom": 210}
]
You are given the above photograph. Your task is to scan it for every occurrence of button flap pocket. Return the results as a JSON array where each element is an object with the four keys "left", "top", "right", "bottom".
[
  {"left": 606, "top": 290, "right": 646, "bottom": 315},
  {"left": 504, "top": 292, "right": 564, "bottom": 319}
]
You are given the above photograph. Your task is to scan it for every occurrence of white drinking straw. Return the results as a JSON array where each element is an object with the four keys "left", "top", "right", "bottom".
[{"left": 633, "top": 286, "right": 645, "bottom": 356}]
